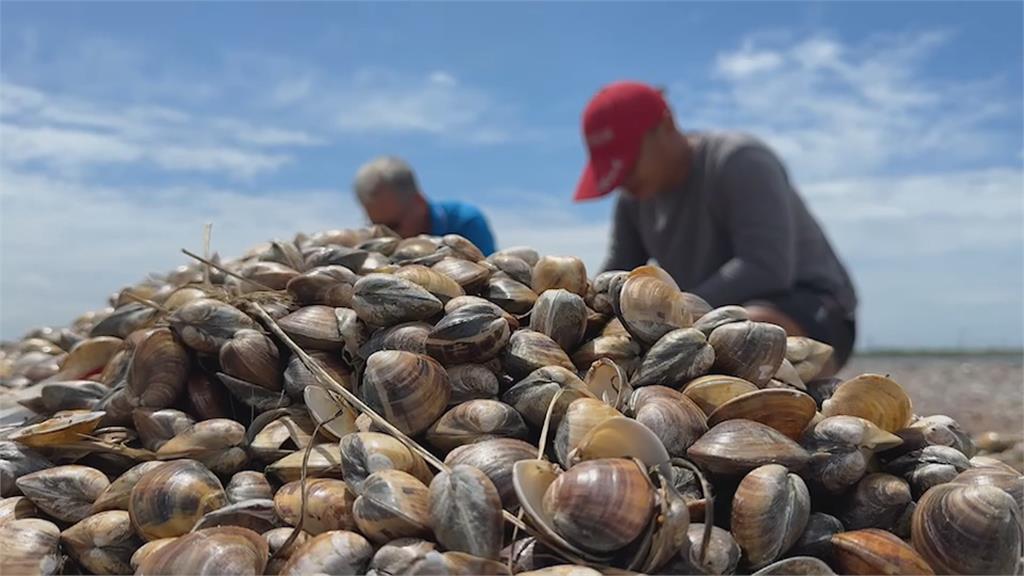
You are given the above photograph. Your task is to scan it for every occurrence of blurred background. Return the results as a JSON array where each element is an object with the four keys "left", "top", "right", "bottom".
[{"left": 1, "top": 3, "right": 1021, "bottom": 438}]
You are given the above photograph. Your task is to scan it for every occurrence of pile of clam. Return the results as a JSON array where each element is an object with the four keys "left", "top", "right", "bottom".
[{"left": 1, "top": 225, "right": 1020, "bottom": 576}]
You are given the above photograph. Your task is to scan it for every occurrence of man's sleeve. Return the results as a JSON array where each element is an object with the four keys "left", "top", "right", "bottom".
[
  {"left": 462, "top": 210, "right": 497, "bottom": 256},
  {"left": 692, "top": 146, "right": 797, "bottom": 306},
  {"left": 602, "top": 196, "right": 649, "bottom": 272}
]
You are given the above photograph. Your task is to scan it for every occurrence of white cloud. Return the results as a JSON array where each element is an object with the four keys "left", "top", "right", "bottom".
[{"left": 715, "top": 45, "right": 784, "bottom": 78}]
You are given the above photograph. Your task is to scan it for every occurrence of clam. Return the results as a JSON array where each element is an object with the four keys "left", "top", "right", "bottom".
[
  {"left": 504, "top": 330, "right": 576, "bottom": 380},
  {"left": 884, "top": 445, "right": 972, "bottom": 498},
  {"left": 361, "top": 351, "right": 451, "bottom": 436},
  {"left": 442, "top": 234, "right": 486, "bottom": 261},
  {"left": 16, "top": 465, "right": 109, "bottom": 523},
  {"left": 503, "top": 366, "right": 593, "bottom": 429},
  {"left": 445, "top": 295, "right": 521, "bottom": 329},
  {"left": 680, "top": 292, "right": 713, "bottom": 319},
  {"left": 124, "top": 327, "right": 189, "bottom": 407},
  {"left": 248, "top": 411, "right": 315, "bottom": 463},
  {"left": 262, "top": 239, "right": 306, "bottom": 271},
  {"left": 832, "top": 529, "right": 935, "bottom": 575},
  {"left": 913, "top": 483, "right": 1020, "bottom": 575},
  {"left": 92, "top": 461, "right": 167, "bottom": 512},
  {"left": 772, "top": 358, "right": 807, "bottom": 391},
  {"left": 629, "top": 386, "right": 707, "bottom": 458},
  {"left": 239, "top": 261, "right": 299, "bottom": 290},
  {"left": 265, "top": 444, "right": 343, "bottom": 483},
  {"left": 305, "top": 245, "right": 371, "bottom": 271},
  {"left": 263, "top": 527, "right": 311, "bottom": 575},
  {"left": 664, "top": 523, "right": 741, "bottom": 575},
  {"left": 37, "top": 380, "right": 108, "bottom": 412},
  {"left": 133, "top": 408, "right": 195, "bottom": 451},
  {"left": 427, "top": 399, "right": 529, "bottom": 453},
  {"left": 631, "top": 328, "right": 715, "bottom": 388},
  {"left": 433, "top": 257, "right": 492, "bottom": 292},
  {"left": 680, "top": 374, "right": 759, "bottom": 416},
  {"left": 136, "top": 526, "right": 268, "bottom": 576},
  {"left": 396, "top": 264, "right": 465, "bottom": 303},
  {"left": 367, "top": 538, "right": 436, "bottom": 576},
  {"left": 891, "top": 414, "right": 976, "bottom": 459},
  {"left": 494, "top": 245, "right": 540, "bottom": 267},
  {"left": 694, "top": 305, "right": 749, "bottom": 337},
  {"left": 47, "top": 336, "right": 123, "bottom": 381},
  {"left": 430, "top": 465, "right": 504, "bottom": 560},
  {"left": 786, "top": 337, "right": 834, "bottom": 382},
  {"left": 707, "top": 389, "right": 817, "bottom": 440},
  {"left": 752, "top": 557, "right": 835, "bottom": 576},
  {"left": 583, "top": 357, "right": 633, "bottom": 411},
  {"left": 273, "top": 478, "right": 356, "bottom": 534},
  {"left": 130, "top": 459, "right": 228, "bottom": 541},
  {"left": 426, "top": 306, "right": 511, "bottom": 365},
  {"left": 821, "top": 374, "right": 913, "bottom": 433},
  {"left": 361, "top": 321, "right": 432, "bottom": 358},
  {"left": 801, "top": 415, "right": 903, "bottom": 494},
  {"left": 789, "top": 512, "right": 844, "bottom": 562},
  {"left": 352, "top": 273, "right": 443, "bottom": 326},
  {"left": 186, "top": 371, "right": 232, "bottom": 420},
  {"left": 61, "top": 509, "right": 141, "bottom": 575},
  {"left": 554, "top": 398, "right": 621, "bottom": 468},
  {"left": 279, "top": 530, "right": 373, "bottom": 575},
  {"left": 286, "top": 265, "right": 358, "bottom": 307},
  {"left": 487, "top": 253, "right": 533, "bottom": 287},
  {"left": 156, "top": 418, "right": 248, "bottom": 476},
  {"left": 340, "top": 432, "right": 433, "bottom": 495},
  {"left": 571, "top": 335, "right": 641, "bottom": 375},
  {"left": 542, "top": 458, "right": 654, "bottom": 553},
  {"left": 517, "top": 567, "right": 601, "bottom": 576},
  {"left": 483, "top": 275, "right": 538, "bottom": 315},
  {"left": 530, "top": 289, "right": 588, "bottom": 352},
  {"left": 532, "top": 256, "right": 588, "bottom": 296},
  {"left": 276, "top": 305, "right": 347, "bottom": 350},
  {"left": 283, "top": 351, "right": 353, "bottom": 400},
  {"left": 0, "top": 518, "right": 61, "bottom": 576},
  {"left": 167, "top": 298, "right": 257, "bottom": 354},
  {"left": 447, "top": 364, "right": 500, "bottom": 404},
  {"left": 6, "top": 410, "right": 105, "bottom": 449},
  {"left": 687, "top": 419, "right": 810, "bottom": 476},
  {"left": 0, "top": 496, "right": 38, "bottom": 526},
  {"left": 950, "top": 465, "right": 1024, "bottom": 509},
  {"left": 392, "top": 237, "right": 440, "bottom": 262},
  {"left": 616, "top": 270, "right": 692, "bottom": 345},
  {"left": 731, "top": 464, "right": 810, "bottom": 569},
  {"left": 0, "top": 442, "right": 55, "bottom": 490},
  {"left": 91, "top": 303, "right": 158, "bottom": 338},
  {"left": 352, "top": 470, "right": 432, "bottom": 544},
  {"left": 445, "top": 438, "right": 538, "bottom": 509},
  {"left": 226, "top": 471, "right": 274, "bottom": 503},
  {"left": 836, "top": 473, "right": 911, "bottom": 531},
  {"left": 404, "top": 550, "right": 513, "bottom": 575},
  {"left": 219, "top": 329, "right": 281, "bottom": 391},
  {"left": 708, "top": 321, "right": 787, "bottom": 388}
]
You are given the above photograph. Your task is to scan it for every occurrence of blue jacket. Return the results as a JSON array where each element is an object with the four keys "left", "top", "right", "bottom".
[{"left": 428, "top": 200, "right": 496, "bottom": 255}]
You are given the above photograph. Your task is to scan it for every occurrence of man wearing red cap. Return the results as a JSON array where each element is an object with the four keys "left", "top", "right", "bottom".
[{"left": 576, "top": 81, "right": 858, "bottom": 372}]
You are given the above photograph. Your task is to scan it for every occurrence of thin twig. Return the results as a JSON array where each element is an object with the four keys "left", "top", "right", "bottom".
[
  {"left": 202, "top": 223, "right": 213, "bottom": 287},
  {"left": 181, "top": 248, "right": 274, "bottom": 292}
]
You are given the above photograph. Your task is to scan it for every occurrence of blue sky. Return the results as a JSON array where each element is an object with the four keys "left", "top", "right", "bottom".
[{"left": 1, "top": 2, "right": 1022, "bottom": 349}]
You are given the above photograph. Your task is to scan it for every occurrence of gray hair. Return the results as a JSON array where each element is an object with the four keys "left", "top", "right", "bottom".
[{"left": 353, "top": 156, "right": 421, "bottom": 204}]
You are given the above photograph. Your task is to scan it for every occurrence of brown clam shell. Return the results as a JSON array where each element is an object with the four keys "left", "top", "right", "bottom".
[
  {"left": 707, "top": 388, "right": 817, "bottom": 440},
  {"left": 831, "top": 529, "right": 934, "bottom": 575},
  {"left": 687, "top": 419, "right": 810, "bottom": 476}
]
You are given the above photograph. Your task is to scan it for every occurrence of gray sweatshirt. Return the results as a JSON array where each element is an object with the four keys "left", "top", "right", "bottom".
[{"left": 603, "top": 131, "right": 857, "bottom": 320}]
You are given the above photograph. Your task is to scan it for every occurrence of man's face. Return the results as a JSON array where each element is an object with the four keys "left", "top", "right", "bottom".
[
  {"left": 362, "top": 187, "right": 423, "bottom": 238},
  {"left": 620, "top": 129, "right": 666, "bottom": 201}
]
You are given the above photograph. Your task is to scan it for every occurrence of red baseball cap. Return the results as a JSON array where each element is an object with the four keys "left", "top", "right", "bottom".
[{"left": 573, "top": 81, "right": 669, "bottom": 202}]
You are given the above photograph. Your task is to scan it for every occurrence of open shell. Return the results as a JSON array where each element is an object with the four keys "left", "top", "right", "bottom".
[{"left": 821, "top": 374, "right": 912, "bottom": 433}]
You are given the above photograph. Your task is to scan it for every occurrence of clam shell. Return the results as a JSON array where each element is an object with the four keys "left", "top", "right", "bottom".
[
  {"left": 360, "top": 321, "right": 432, "bottom": 358},
  {"left": 832, "top": 528, "right": 934, "bottom": 575},
  {"left": 731, "top": 464, "right": 810, "bottom": 569},
  {"left": 136, "top": 526, "right": 269, "bottom": 576},
  {"left": 542, "top": 458, "right": 654, "bottom": 554},
  {"left": 279, "top": 530, "right": 373, "bottom": 576},
  {"left": 504, "top": 330, "right": 575, "bottom": 380},
  {"left": 167, "top": 298, "right": 256, "bottom": 354},
  {"left": 789, "top": 512, "right": 844, "bottom": 562},
  {"left": 687, "top": 419, "right": 810, "bottom": 476},
  {"left": 426, "top": 400, "right": 529, "bottom": 453},
  {"left": 801, "top": 415, "right": 903, "bottom": 494},
  {"left": 632, "top": 328, "right": 715, "bottom": 388},
  {"left": 822, "top": 374, "right": 912, "bottom": 433},
  {"left": 263, "top": 527, "right": 312, "bottom": 575},
  {"left": 367, "top": 538, "right": 436, "bottom": 576},
  {"left": 352, "top": 274, "right": 443, "bottom": 327},
  {"left": 16, "top": 465, "right": 110, "bottom": 523},
  {"left": 429, "top": 465, "right": 504, "bottom": 560},
  {"left": 133, "top": 408, "right": 195, "bottom": 451},
  {"left": 707, "top": 389, "right": 817, "bottom": 440},
  {"left": 360, "top": 351, "right": 451, "bottom": 436},
  {"left": 432, "top": 258, "right": 491, "bottom": 292},
  {"left": 225, "top": 471, "right": 274, "bottom": 503},
  {"left": 352, "top": 470, "right": 432, "bottom": 544},
  {"left": 92, "top": 461, "right": 167, "bottom": 513},
  {"left": 487, "top": 254, "right": 533, "bottom": 287},
  {"left": 286, "top": 265, "right": 358, "bottom": 307},
  {"left": 694, "top": 305, "right": 750, "bottom": 336},
  {"left": 708, "top": 321, "right": 787, "bottom": 388},
  {"left": 0, "top": 518, "right": 61, "bottom": 576},
  {"left": 617, "top": 272, "right": 692, "bottom": 345},
  {"left": 48, "top": 336, "right": 123, "bottom": 382},
  {"left": 532, "top": 256, "right": 587, "bottom": 296},
  {"left": 446, "top": 364, "right": 500, "bottom": 404},
  {"left": 503, "top": 366, "right": 593, "bottom": 429},
  {"left": 340, "top": 432, "right": 433, "bottom": 495},
  {"left": 629, "top": 386, "right": 708, "bottom": 458},
  {"left": 6, "top": 410, "right": 105, "bottom": 448},
  {"left": 303, "top": 386, "right": 358, "bottom": 440},
  {"left": 752, "top": 557, "right": 835, "bottom": 576},
  {"left": 283, "top": 351, "right": 353, "bottom": 400},
  {"left": 61, "top": 509, "right": 142, "bottom": 575},
  {"left": 248, "top": 413, "right": 316, "bottom": 463},
  {"left": 530, "top": 289, "right": 588, "bottom": 352},
  {"left": 445, "top": 438, "right": 538, "bottom": 509},
  {"left": 483, "top": 275, "right": 538, "bottom": 315},
  {"left": 836, "top": 473, "right": 911, "bottom": 531},
  {"left": 305, "top": 245, "right": 371, "bottom": 271},
  {"left": 554, "top": 398, "right": 621, "bottom": 468},
  {"left": 0, "top": 496, "right": 38, "bottom": 526},
  {"left": 681, "top": 374, "right": 759, "bottom": 416},
  {"left": 219, "top": 329, "right": 281, "bottom": 391},
  {"left": 395, "top": 264, "right": 465, "bottom": 303},
  {"left": 277, "top": 305, "right": 346, "bottom": 350},
  {"left": 130, "top": 459, "right": 228, "bottom": 541},
  {"left": 786, "top": 337, "right": 833, "bottom": 382},
  {"left": 571, "top": 335, "right": 641, "bottom": 374},
  {"left": 273, "top": 478, "right": 356, "bottom": 534},
  {"left": 266, "top": 444, "right": 344, "bottom": 483},
  {"left": 426, "top": 306, "right": 511, "bottom": 365},
  {"left": 583, "top": 358, "right": 633, "bottom": 411},
  {"left": 913, "top": 483, "right": 1020, "bottom": 575},
  {"left": 950, "top": 466, "right": 1024, "bottom": 510}
]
